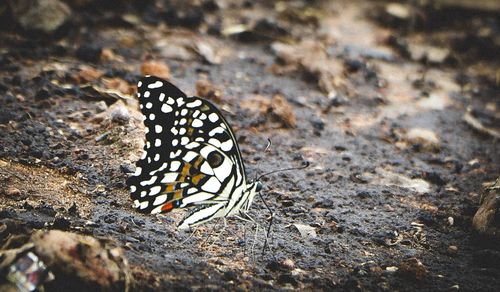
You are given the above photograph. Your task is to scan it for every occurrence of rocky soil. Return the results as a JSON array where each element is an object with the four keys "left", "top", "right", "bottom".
[{"left": 0, "top": 0, "right": 499, "bottom": 291}]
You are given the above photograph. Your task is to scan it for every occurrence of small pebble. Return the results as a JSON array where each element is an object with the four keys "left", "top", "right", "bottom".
[
  {"left": 282, "top": 259, "right": 295, "bottom": 270},
  {"left": 447, "top": 216, "right": 454, "bottom": 226},
  {"left": 447, "top": 245, "right": 458, "bottom": 255},
  {"left": 111, "top": 105, "right": 130, "bottom": 124},
  {"left": 95, "top": 101, "right": 108, "bottom": 113}
]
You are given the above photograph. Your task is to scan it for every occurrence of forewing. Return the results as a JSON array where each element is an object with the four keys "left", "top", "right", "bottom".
[{"left": 126, "top": 76, "right": 246, "bottom": 214}]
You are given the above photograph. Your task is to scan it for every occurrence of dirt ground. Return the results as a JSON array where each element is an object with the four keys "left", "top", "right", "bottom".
[{"left": 1, "top": 0, "right": 499, "bottom": 291}]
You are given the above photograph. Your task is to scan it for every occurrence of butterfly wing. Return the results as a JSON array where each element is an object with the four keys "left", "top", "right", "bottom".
[{"left": 127, "top": 76, "right": 249, "bottom": 222}]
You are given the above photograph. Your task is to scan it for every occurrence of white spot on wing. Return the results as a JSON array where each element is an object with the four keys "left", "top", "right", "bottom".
[
  {"left": 209, "top": 113, "right": 219, "bottom": 122},
  {"left": 220, "top": 139, "right": 233, "bottom": 151},
  {"left": 153, "top": 194, "right": 167, "bottom": 206},
  {"left": 170, "top": 149, "right": 181, "bottom": 158},
  {"left": 159, "top": 93, "right": 165, "bottom": 101},
  {"left": 161, "top": 104, "right": 172, "bottom": 113},
  {"left": 148, "top": 80, "right": 163, "bottom": 89},
  {"left": 146, "top": 102, "right": 152, "bottom": 109},
  {"left": 144, "top": 91, "right": 150, "bottom": 98},
  {"left": 140, "top": 176, "right": 157, "bottom": 186},
  {"left": 161, "top": 173, "right": 178, "bottom": 183},
  {"left": 183, "top": 151, "right": 197, "bottom": 162},
  {"left": 209, "top": 127, "right": 224, "bottom": 137},
  {"left": 137, "top": 81, "right": 143, "bottom": 87},
  {"left": 192, "top": 119, "right": 203, "bottom": 128},
  {"left": 185, "top": 142, "right": 199, "bottom": 149},
  {"left": 149, "top": 186, "right": 162, "bottom": 196},
  {"left": 133, "top": 167, "right": 142, "bottom": 176},
  {"left": 181, "top": 137, "right": 189, "bottom": 145},
  {"left": 149, "top": 113, "right": 155, "bottom": 120},
  {"left": 130, "top": 185, "right": 136, "bottom": 192},
  {"left": 155, "top": 125, "right": 163, "bottom": 133},
  {"left": 170, "top": 161, "right": 181, "bottom": 171},
  {"left": 151, "top": 205, "right": 162, "bottom": 214},
  {"left": 140, "top": 201, "right": 149, "bottom": 209},
  {"left": 186, "top": 99, "right": 202, "bottom": 108},
  {"left": 155, "top": 139, "right": 161, "bottom": 147}
]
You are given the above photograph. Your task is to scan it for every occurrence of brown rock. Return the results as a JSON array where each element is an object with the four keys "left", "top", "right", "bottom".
[
  {"left": 31, "top": 230, "right": 130, "bottom": 291},
  {"left": 398, "top": 258, "right": 427, "bottom": 280},
  {"left": 141, "top": 61, "right": 171, "bottom": 80},
  {"left": 103, "top": 78, "right": 135, "bottom": 95},
  {"left": 271, "top": 40, "right": 344, "bottom": 96},
  {"left": 240, "top": 95, "right": 271, "bottom": 115},
  {"left": 473, "top": 178, "right": 500, "bottom": 238},
  {"left": 195, "top": 79, "right": 222, "bottom": 102},
  {"left": 271, "top": 94, "right": 296, "bottom": 128},
  {"left": 75, "top": 67, "right": 103, "bottom": 84},
  {"left": 404, "top": 127, "right": 440, "bottom": 152}
]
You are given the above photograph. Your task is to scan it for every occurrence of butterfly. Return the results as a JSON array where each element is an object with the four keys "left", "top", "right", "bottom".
[{"left": 126, "top": 76, "right": 263, "bottom": 229}]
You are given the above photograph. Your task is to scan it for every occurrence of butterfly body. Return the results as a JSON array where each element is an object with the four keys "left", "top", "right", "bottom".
[{"left": 127, "top": 76, "right": 261, "bottom": 229}]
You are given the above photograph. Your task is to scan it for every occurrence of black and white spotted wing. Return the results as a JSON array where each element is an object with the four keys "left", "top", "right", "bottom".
[{"left": 126, "top": 76, "right": 261, "bottom": 229}]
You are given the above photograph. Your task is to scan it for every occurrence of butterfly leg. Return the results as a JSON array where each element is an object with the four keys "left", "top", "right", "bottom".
[
  {"left": 209, "top": 218, "right": 228, "bottom": 248},
  {"left": 179, "top": 225, "right": 200, "bottom": 245},
  {"left": 258, "top": 192, "right": 276, "bottom": 256},
  {"left": 235, "top": 211, "right": 261, "bottom": 261}
]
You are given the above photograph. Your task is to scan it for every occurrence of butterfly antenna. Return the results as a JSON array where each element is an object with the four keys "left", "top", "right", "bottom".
[
  {"left": 254, "top": 138, "right": 273, "bottom": 181},
  {"left": 257, "top": 161, "right": 310, "bottom": 181},
  {"left": 264, "top": 138, "right": 272, "bottom": 152}
]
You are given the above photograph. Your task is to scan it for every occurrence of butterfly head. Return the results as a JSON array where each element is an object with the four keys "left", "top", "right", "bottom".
[
  {"left": 241, "top": 179, "right": 263, "bottom": 212},
  {"left": 255, "top": 180, "right": 263, "bottom": 192}
]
